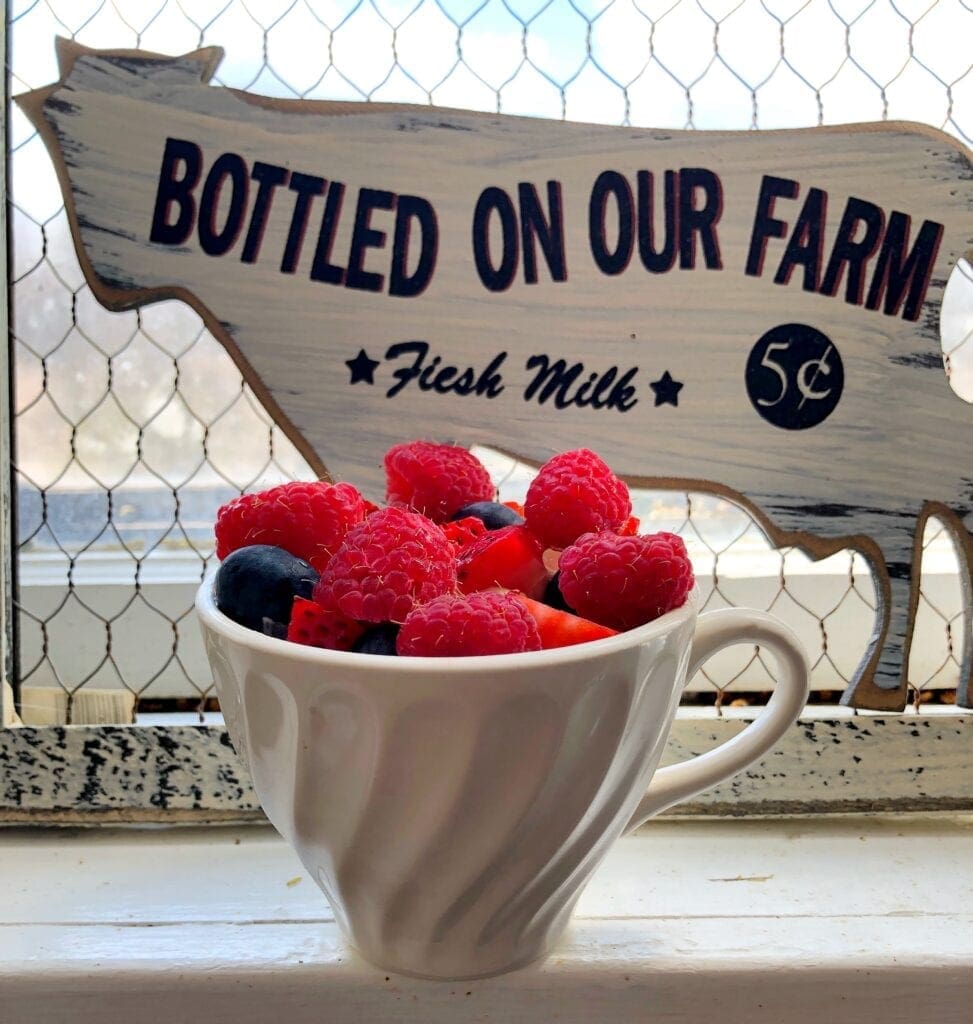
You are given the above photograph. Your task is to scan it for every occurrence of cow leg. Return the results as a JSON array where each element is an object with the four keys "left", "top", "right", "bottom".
[
  {"left": 877, "top": 563, "right": 916, "bottom": 694},
  {"left": 841, "top": 524, "right": 919, "bottom": 711},
  {"left": 958, "top": 548, "right": 973, "bottom": 709},
  {"left": 862, "top": 505, "right": 973, "bottom": 709},
  {"left": 850, "top": 556, "right": 916, "bottom": 707},
  {"left": 735, "top": 497, "right": 962, "bottom": 709},
  {"left": 946, "top": 509, "right": 973, "bottom": 708}
]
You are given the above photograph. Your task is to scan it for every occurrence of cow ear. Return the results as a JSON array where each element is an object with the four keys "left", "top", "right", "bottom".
[
  {"left": 177, "top": 45, "right": 225, "bottom": 83},
  {"left": 53, "top": 36, "right": 224, "bottom": 84}
]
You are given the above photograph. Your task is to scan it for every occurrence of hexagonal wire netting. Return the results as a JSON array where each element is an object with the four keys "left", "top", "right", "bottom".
[{"left": 6, "top": 0, "right": 973, "bottom": 724}]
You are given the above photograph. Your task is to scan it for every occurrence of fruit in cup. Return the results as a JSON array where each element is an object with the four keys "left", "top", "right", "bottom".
[
  {"left": 314, "top": 506, "right": 457, "bottom": 623},
  {"left": 542, "top": 571, "right": 575, "bottom": 614},
  {"left": 441, "top": 516, "right": 488, "bottom": 550},
  {"left": 215, "top": 544, "right": 318, "bottom": 633},
  {"left": 511, "top": 593, "right": 617, "bottom": 649},
  {"left": 456, "top": 525, "right": 549, "bottom": 600},
  {"left": 213, "top": 442, "right": 694, "bottom": 656},
  {"left": 352, "top": 623, "right": 401, "bottom": 656},
  {"left": 398, "top": 591, "right": 542, "bottom": 656},
  {"left": 451, "top": 501, "right": 525, "bottom": 530},
  {"left": 558, "top": 531, "right": 694, "bottom": 632},
  {"left": 524, "top": 448, "right": 631, "bottom": 549},
  {"left": 215, "top": 480, "right": 371, "bottom": 573},
  {"left": 287, "top": 595, "right": 364, "bottom": 650},
  {"left": 384, "top": 440, "right": 494, "bottom": 522}
]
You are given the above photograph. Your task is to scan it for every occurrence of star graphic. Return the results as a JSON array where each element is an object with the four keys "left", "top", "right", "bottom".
[
  {"left": 345, "top": 348, "right": 380, "bottom": 385},
  {"left": 650, "top": 370, "right": 683, "bottom": 407}
]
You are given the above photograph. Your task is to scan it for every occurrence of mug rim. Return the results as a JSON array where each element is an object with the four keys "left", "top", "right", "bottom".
[{"left": 196, "top": 576, "right": 700, "bottom": 675}]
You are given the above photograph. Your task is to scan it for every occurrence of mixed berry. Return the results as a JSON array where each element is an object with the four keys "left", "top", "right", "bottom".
[{"left": 212, "top": 442, "right": 695, "bottom": 657}]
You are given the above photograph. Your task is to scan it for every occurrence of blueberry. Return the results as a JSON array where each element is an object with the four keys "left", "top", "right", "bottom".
[
  {"left": 542, "top": 572, "right": 576, "bottom": 614},
  {"left": 261, "top": 617, "right": 288, "bottom": 641},
  {"left": 215, "top": 545, "right": 319, "bottom": 633},
  {"left": 451, "top": 501, "right": 524, "bottom": 530},
  {"left": 352, "top": 623, "right": 400, "bottom": 656}
]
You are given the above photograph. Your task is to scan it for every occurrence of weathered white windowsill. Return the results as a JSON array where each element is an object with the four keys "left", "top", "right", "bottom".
[{"left": 3, "top": 814, "right": 972, "bottom": 1023}]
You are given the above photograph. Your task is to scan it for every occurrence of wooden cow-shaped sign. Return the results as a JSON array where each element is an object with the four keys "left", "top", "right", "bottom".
[{"left": 17, "top": 40, "right": 973, "bottom": 710}]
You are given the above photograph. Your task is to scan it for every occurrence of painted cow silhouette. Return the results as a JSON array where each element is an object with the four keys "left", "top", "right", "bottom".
[{"left": 18, "top": 40, "right": 973, "bottom": 709}]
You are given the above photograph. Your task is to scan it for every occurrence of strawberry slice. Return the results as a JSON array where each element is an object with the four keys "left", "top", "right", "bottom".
[
  {"left": 542, "top": 548, "right": 561, "bottom": 573},
  {"left": 457, "top": 525, "right": 549, "bottom": 599},
  {"left": 617, "top": 515, "right": 641, "bottom": 536},
  {"left": 511, "top": 593, "right": 618, "bottom": 649},
  {"left": 286, "top": 596, "right": 364, "bottom": 651},
  {"left": 442, "top": 515, "right": 488, "bottom": 550}
]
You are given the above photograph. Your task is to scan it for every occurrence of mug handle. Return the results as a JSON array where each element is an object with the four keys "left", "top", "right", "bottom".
[{"left": 626, "top": 608, "right": 810, "bottom": 831}]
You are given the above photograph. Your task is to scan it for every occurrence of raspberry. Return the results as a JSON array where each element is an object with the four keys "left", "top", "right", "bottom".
[
  {"left": 314, "top": 506, "right": 457, "bottom": 623},
  {"left": 654, "top": 531, "right": 688, "bottom": 555},
  {"left": 524, "top": 449, "right": 631, "bottom": 549},
  {"left": 216, "top": 480, "right": 369, "bottom": 574},
  {"left": 385, "top": 441, "right": 494, "bottom": 523},
  {"left": 286, "top": 596, "right": 364, "bottom": 651},
  {"left": 397, "top": 591, "right": 541, "bottom": 657},
  {"left": 558, "top": 531, "right": 694, "bottom": 631},
  {"left": 442, "top": 515, "right": 489, "bottom": 550}
]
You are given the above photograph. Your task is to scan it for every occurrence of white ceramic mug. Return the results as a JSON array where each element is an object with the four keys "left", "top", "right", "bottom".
[{"left": 197, "top": 583, "right": 809, "bottom": 980}]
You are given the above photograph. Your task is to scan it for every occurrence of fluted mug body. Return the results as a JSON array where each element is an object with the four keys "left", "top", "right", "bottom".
[{"left": 197, "top": 583, "right": 807, "bottom": 979}]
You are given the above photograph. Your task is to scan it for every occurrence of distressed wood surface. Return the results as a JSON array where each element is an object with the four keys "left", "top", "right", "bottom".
[
  {"left": 2, "top": 817, "right": 971, "bottom": 1023},
  {"left": 2, "top": 714, "right": 970, "bottom": 823},
  {"left": 15, "top": 41, "right": 973, "bottom": 710},
  {"left": 0, "top": 14, "right": 13, "bottom": 725}
]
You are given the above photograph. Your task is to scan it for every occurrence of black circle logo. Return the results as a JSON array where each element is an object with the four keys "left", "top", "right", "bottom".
[{"left": 745, "top": 324, "right": 843, "bottom": 430}]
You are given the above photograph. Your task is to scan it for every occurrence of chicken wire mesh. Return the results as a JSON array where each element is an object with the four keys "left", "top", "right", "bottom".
[{"left": 6, "top": 0, "right": 973, "bottom": 723}]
